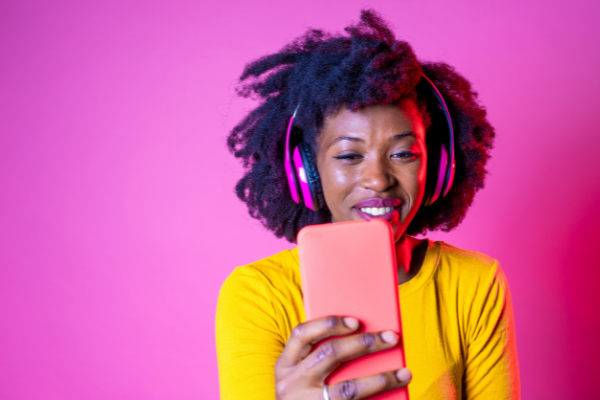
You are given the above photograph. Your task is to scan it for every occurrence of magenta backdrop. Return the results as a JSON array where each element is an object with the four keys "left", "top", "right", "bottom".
[{"left": 1, "top": 0, "right": 599, "bottom": 398}]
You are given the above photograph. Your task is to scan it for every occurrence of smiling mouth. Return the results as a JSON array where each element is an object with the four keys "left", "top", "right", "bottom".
[
  {"left": 354, "top": 197, "right": 402, "bottom": 217},
  {"left": 353, "top": 198, "right": 402, "bottom": 222},
  {"left": 358, "top": 207, "right": 394, "bottom": 216},
  {"left": 355, "top": 206, "right": 400, "bottom": 221}
]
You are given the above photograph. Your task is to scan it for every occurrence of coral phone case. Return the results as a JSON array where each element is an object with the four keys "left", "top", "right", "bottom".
[{"left": 298, "top": 219, "right": 408, "bottom": 400}]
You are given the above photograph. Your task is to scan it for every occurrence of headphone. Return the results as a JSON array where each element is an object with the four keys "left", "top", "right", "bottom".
[{"left": 284, "top": 74, "right": 455, "bottom": 211}]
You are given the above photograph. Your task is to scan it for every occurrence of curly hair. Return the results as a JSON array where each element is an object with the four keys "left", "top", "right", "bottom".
[{"left": 227, "top": 9, "right": 495, "bottom": 243}]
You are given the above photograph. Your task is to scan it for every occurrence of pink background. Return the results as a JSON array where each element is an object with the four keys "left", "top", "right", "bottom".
[{"left": 1, "top": 0, "right": 599, "bottom": 398}]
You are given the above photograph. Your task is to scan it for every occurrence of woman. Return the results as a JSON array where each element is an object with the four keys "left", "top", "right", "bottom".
[{"left": 216, "top": 10, "right": 520, "bottom": 400}]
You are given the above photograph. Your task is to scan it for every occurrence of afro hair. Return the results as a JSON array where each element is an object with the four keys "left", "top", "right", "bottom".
[{"left": 227, "top": 9, "right": 495, "bottom": 243}]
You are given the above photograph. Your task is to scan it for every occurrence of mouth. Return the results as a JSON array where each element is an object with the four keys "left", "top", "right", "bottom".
[{"left": 354, "top": 198, "right": 402, "bottom": 222}]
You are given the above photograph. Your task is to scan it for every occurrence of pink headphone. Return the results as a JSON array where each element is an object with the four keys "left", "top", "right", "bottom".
[{"left": 284, "top": 74, "right": 455, "bottom": 211}]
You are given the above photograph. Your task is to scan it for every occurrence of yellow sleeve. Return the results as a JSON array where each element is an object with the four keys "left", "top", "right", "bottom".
[
  {"left": 463, "top": 261, "right": 521, "bottom": 399},
  {"left": 215, "top": 266, "right": 282, "bottom": 400}
]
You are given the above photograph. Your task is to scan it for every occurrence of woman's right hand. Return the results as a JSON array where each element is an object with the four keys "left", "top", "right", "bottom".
[{"left": 274, "top": 316, "right": 412, "bottom": 400}]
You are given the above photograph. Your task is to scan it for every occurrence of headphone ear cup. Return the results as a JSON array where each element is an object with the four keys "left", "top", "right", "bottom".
[
  {"left": 419, "top": 73, "right": 455, "bottom": 207},
  {"left": 423, "top": 137, "right": 440, "bottom": 207},
  {"left": 284, "top": 114, "right": 302, "bottom": 204},
  {"left": 298, "top": 143, "right": 326, "bottom": 211}
]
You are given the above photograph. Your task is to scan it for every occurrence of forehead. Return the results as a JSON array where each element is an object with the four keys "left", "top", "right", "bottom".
[{"left": 319, "top": 101, "right": 424, "bottom": 142}]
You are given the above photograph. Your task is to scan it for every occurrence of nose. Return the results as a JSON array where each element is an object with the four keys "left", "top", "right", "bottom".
[{"left": 359, "top": 155, "right": 397, "bottom": 192}]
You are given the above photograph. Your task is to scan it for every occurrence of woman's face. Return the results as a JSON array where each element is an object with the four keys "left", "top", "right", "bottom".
[{"left": 316, "top": 100, "right": 427, "bottom": 242}]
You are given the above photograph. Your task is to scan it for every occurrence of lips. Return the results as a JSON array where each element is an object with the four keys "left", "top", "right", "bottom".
[
  {"left": 353, "top": 197, "right": 402, "bottom": 223},
  {"left": 354, "top": 198, "right": 402, "bottom": 208}
]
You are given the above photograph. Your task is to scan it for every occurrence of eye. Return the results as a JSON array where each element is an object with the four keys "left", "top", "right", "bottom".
[
  {"left": 391, "top": 151, "right": 419, "bottom": 161},
  {"left": 333, "top": 153, "right": 363, "bottom": 161}
]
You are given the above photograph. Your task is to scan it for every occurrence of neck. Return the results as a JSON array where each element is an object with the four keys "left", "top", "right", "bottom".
[{"left": 395, "top": 235, "right": 427, "bottom": 285}]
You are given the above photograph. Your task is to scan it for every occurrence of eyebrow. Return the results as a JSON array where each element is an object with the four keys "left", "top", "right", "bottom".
[
  {"left": 326, "top": 131, "right": 415, "bottom": 148},
  {"left": 390, "top": 132, "right": 415, "bottom": 141}
]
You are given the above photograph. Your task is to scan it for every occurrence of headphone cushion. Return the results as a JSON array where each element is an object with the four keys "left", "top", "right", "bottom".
[{"left": 298, "top": 143, "right": 326, "bottom": 210}]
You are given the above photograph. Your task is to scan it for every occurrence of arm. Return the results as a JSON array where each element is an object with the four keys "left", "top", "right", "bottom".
[
  {"left": 463, "top": 261, "right": 521, "bottom": 399},
  {"left": 215, "top": 266, "right": 284, "bottom": 400}
]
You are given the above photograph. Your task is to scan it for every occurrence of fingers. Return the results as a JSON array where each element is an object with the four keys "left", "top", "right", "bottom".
[
  {"left": 278, "top": 316, "right": 360, "bottom": 367},
  {"left": 327, "top": 368, "right": 412, "bottom": 400},
  {"left": 301, "top": 330, "right": 400, "bottom": 377}
]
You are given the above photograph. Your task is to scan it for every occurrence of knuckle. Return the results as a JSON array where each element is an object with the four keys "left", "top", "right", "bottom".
[
  {"left": 379, "top": 372, "right": 394, "bottom": 388},
  {"left": 318, "top": 341, "right": 338, "bottom": 360},
  {"left": 361, "top": 332, "right": 375, "bottom": 348},
  {"left": 291, "top": 324, "right": 303, "bottom": 339},
  {"left": 340, "top": 380, "right": 358, "bottom": 400},
  {"left": 275, "top": 380, "right": 288, "bottom": 396},
  {"left": 326, "top": 316, "right": 339, "bottom": 329}
]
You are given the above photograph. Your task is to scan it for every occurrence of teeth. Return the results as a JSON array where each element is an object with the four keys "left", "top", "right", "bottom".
[{"left": 359, "top": 207, "right": 394, "bottom": 216}]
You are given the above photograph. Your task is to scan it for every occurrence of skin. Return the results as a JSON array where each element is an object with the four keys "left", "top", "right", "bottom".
[{"left": 275, "top": 100, "right": 429, "bottom": 400}]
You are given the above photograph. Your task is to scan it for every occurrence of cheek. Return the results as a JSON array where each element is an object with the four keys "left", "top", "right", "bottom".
[
  {"left": 417, "top": 158, "right": 427, "bottom": 196},
  {"left": 402, "top": 159, "right": 426, "bottom": 200},
  {"left": 318, "top": 163, "right": 356, "bottom": 220},
  {"left": 411, "top": 145, "right": 428, "bottom": 201},
  {"left": 329, "top": 168, "right": 354, "bottom": 190},
  {"left": 321, "top": 168, "right": 350, "bottom": 205},
  {"left": 397, "top": 159, "right": 426, "bottom": 230}
]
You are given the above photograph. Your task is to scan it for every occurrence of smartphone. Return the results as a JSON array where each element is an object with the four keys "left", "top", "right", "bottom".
[{"left": 298, "top": 219, "right": 408, "bottom": 400}]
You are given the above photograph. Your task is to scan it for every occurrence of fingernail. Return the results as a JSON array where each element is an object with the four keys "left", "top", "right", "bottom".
[
  {"left": 343, "top": 317, "right": 359, "bottom": 329},
  {"left": 380, "top": 330, "right": 398, "bottom": 344},
  {"left": 396, "top": 368, "right": 412, "bottom": 382}
]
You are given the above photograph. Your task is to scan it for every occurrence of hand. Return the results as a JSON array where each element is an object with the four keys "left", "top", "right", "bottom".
[{"left": 274, "top": 316, "right": 412, "bottom": 400}]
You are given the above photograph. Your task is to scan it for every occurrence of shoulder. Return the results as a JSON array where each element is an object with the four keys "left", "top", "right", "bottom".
[
  {"left": 435, "top": 241, "right": 495, "bottom": 270},
  {"left": 220, "top": 247, "right": 301, "bottom": 296},
  {"left": 429, "top": 240, "right": 513, "bottom": 316},
  {"left": 216, "top": 248, "right": 305, "bottom": 342},
  {"left": 217, "top": 248, "right": 303, "bottom": 324},
  {"left": 433, "top": 240, "right": 505, "bottom": 283},
  {"left": 425, "top": 240, "right": 511, "bottom": 305}
]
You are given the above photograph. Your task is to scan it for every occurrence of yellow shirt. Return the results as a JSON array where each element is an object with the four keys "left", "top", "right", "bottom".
[{"left": 216, "top": 240, "right": 520, "bottom": 399}]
